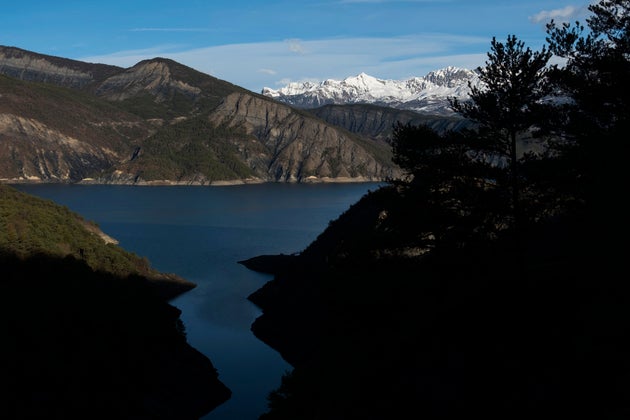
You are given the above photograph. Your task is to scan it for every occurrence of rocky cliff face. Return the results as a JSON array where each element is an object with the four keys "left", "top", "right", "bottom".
[
  {"left": 0, "top": 46, "right": 121, "bottom": 89},
  {"left": 310, "top": 104, "right": 472, "bottom": 143},
  {"left": 0, "top": 114, "right": 119, "bottom": 181},
  {"left": 208, "top": 93, "right": 399, "bottom": 182},
  {"left": 0, "top": 46, "right": 401, "bottom": 184},
  {"left": 0, "top": 71, "right": 152, "bottom": 183}
]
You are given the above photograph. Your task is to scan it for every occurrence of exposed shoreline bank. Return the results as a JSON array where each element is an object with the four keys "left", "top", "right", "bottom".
[{"left": 2, "top": 175, "right": 385, "bottom": 186}]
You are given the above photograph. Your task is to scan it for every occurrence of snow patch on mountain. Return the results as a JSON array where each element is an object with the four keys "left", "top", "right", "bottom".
[{"left": 262, "top": 67, "right": 480, "bottom": 115}]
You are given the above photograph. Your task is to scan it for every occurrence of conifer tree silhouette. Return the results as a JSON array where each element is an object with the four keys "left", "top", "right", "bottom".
[{"left": 451, "top": 35, "right": 552, "bottom": 233}]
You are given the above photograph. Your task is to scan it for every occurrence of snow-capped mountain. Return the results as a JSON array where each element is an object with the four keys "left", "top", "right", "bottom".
[{"left": 262, "top": 67, "right": 480, "bottom": 115}]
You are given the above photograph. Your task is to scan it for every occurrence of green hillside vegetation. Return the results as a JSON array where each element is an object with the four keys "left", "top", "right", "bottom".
[
  {"left": 0, "top": 184, "right": 230, "bottom": 417},
  {"left": 112, "top": 58, "right": 250, "bottom": 120},
  {"left": 120, "top": 117, "right": 256, "bottom": 181},
  {"left": 114, "top": 92, "right": 181, "bottom": 120},
  {"left": 0, "top": 74, "right": 149, "bottom": 152},
  {"left": 1, "top": 51, "right": 402, "bottom": 183},
  {"left": 0, "top": 184, "right": 188, "bottom": 290}
]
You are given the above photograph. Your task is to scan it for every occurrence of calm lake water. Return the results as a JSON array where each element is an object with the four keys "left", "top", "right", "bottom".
[{"left": 15, "top": 182, "right": 381, "bottom": 420}]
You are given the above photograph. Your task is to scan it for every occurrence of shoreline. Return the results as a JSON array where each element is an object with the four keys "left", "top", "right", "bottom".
[{"left": 2, "top": 175, "right": 385, "bottom": 187}]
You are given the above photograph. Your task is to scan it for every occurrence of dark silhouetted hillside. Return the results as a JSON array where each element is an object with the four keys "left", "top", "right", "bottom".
[
  {"left": 243, "top": 187, "right": 619, "bottom": 419},
  {"left": 1, "top": 184, "right": 231, "bottom": 418},
  {"left": 0, "top": 253, "right": 231, "bottom": 420}
]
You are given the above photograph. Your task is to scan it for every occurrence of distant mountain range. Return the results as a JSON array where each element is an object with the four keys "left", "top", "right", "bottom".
[
  {"left": 262, "top": 67, "right": 479, "bottom": 115},
  {"left": 0, "top": 45, "right": 405, "bottom": 184},
  {"left": 0, "top": 45, "right": 475, "bottom": 185}
]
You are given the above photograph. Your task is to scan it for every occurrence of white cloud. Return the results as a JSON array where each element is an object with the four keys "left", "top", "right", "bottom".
[
  {"left": 80, "top": 34, "right": 489, "bottom": 92},
  {"left": 129, "top": 27, "right": 211, "bottom": 32},
  {"left": 529, "top": 5, "right": 590, "bottom": 24},
  {"left": 338, "top": 0, "right": 452, "bottom": 3},
  {"left": 286, "top": 39, "right": 306, "bottom": 54}
]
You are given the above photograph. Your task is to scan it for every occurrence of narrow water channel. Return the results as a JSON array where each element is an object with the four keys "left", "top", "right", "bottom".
[{"left": 15, "top": 182, "right": 381, "bottom": 419}]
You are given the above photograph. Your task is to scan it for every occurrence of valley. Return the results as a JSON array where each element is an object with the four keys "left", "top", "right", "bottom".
[
  {"left": 0, "top": 46, "right": 420, "bottom": 185},
  {"left": 0, "top": 45, "right": 484, "bottom": 187}
]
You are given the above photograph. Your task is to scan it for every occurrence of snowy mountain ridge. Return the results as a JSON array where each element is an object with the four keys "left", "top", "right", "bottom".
[{"left": 262, "top": 66, "right": 480, "bottom": 115}]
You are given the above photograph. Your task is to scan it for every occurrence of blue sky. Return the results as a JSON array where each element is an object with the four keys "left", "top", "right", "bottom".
[{"left": 2, "top": 0, "right": 593, "bottom": 92}]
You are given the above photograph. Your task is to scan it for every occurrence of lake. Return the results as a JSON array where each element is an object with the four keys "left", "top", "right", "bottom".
[{"left": 14, "top": 182, "right": 382, "bottom": 420}]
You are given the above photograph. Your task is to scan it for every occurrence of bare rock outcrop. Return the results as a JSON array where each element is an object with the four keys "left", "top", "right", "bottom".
[
  {"left": 209, "top": 93, "right": 399, "bottom": 182},
  {"left": 311, "top": 104, "right": 472, "bottom": 142},
  {"left": 1, "top": 47, "right": 401, "bottom": 184},
  {"left": 0, "top": 114, "right": 120, "bottom": 182},
  {"left": 0, "top": 46, "right": 121, "bottom": 89},
  {"left": 96, "top": 60, "right": 202, "bottom": 102}
]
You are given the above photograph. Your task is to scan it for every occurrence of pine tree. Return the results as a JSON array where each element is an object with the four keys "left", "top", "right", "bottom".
[
  {"left": 451, "top": 35, "right": 552, "bottom": 232},
  {"left": 545, "top": 0, "right": 629, "bottom": 172},
  {"left": 545, "top": 0, "right": 629, "bottom": 254}
]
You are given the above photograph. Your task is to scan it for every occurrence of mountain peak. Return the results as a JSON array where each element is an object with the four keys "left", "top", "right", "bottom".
[
  {"left": 94, "top": 58, "right": 197, "bottom": 102},
  {"left": 344, "top": 72, "right": 382, "bottom": 86},
  {"left": 0, "top": 45, "right": 399, "bottom": 184},
  {"left": 348, "top": 72, "right": 374, "bottom": 80},
  {"left": 424, "top": 66, "right": 477, "bottom": 87},
  {"left": 130, "top": 57, "right": 197, "bottom": 78},
  {"left": 93, "top": 55, "right": 249, "bottom": 111},
  {"left": 133, "top": 57, "right": 190, "bottom": 72},
  {"left": 139, "top": 56, "right": 177, "bottom": 64},
  {"left": 129, "top": 58, "right": 173, "bottom": 74},
  {"left": 262, "top": 67, "right": 480, "bottom": 114}
]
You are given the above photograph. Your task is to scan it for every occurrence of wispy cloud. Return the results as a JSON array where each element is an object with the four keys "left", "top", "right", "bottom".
[
  {"left": 529, "top": 4, "right": 590, "bottom": 24},
  {"left": 286, "top": 39, "right": 306, "bottom": 54},
  {"left": 80, "top": 34, "right": 489, "bottom": 92},
  {"left": 81, "top": 45, "right": 185, "bottom": 61},
  {"left": 339, "top": 0, "right": 451, "bottom": 3},
  {"left": 129, "top": 27, "right": 211, "bottom": 32}
]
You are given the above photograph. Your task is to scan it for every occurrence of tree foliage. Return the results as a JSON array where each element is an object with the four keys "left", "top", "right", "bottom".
[
  {"left": 450, "top": 35, "right": 552, "bottom": 232},
  {"left": 260, "top": 2, "right": 630, "bottom": 418},
  {"left": 543, "top": 0, "right": 629, "bottom": 240},
  {"left": 546, "top": 2, "right": 629, "bottom": 162},
  {"left": 390, "top": 3, "right": 629, "bottom": 243},
  {"left": 391, "top": 35, "right": 556, "bottom": 246},
  {"left": 546, "top": 3, "right": 629, "bottom": 128},
  {"left": 119, "top": 116, "right": 256, "bottom": 182},
  {"left": 451, "top": 35, "right": 552, "bottom": 140},
  {"left": 0, "top": 184, "right": 163, "bottom": 279},
  {"left": 390, "top": 122, "right": 509, "bottom": 245},
  {"left": 388, "top": 0, "right": 630, "bottom": 249}
]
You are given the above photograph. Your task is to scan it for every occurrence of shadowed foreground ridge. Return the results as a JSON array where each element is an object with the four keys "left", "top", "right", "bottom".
[
  {"left": 0, "top": 184, "right": 230, "bottom": 418},
  {"left": 0, "top": 184, "right": 197, "bottom": 300},
  {"left": 243, "top": 3, "right": 630, "bottom": 416},
  {"left": 244, "top": 187, "right": 623, "bottom": 419},
  {"left": 0, "top": 252, "right": 231, "bottom": 420}
]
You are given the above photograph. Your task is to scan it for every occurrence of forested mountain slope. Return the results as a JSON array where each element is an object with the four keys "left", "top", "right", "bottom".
[{"left": 0, "top": 46, "right": 400, "bottom": 184}]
